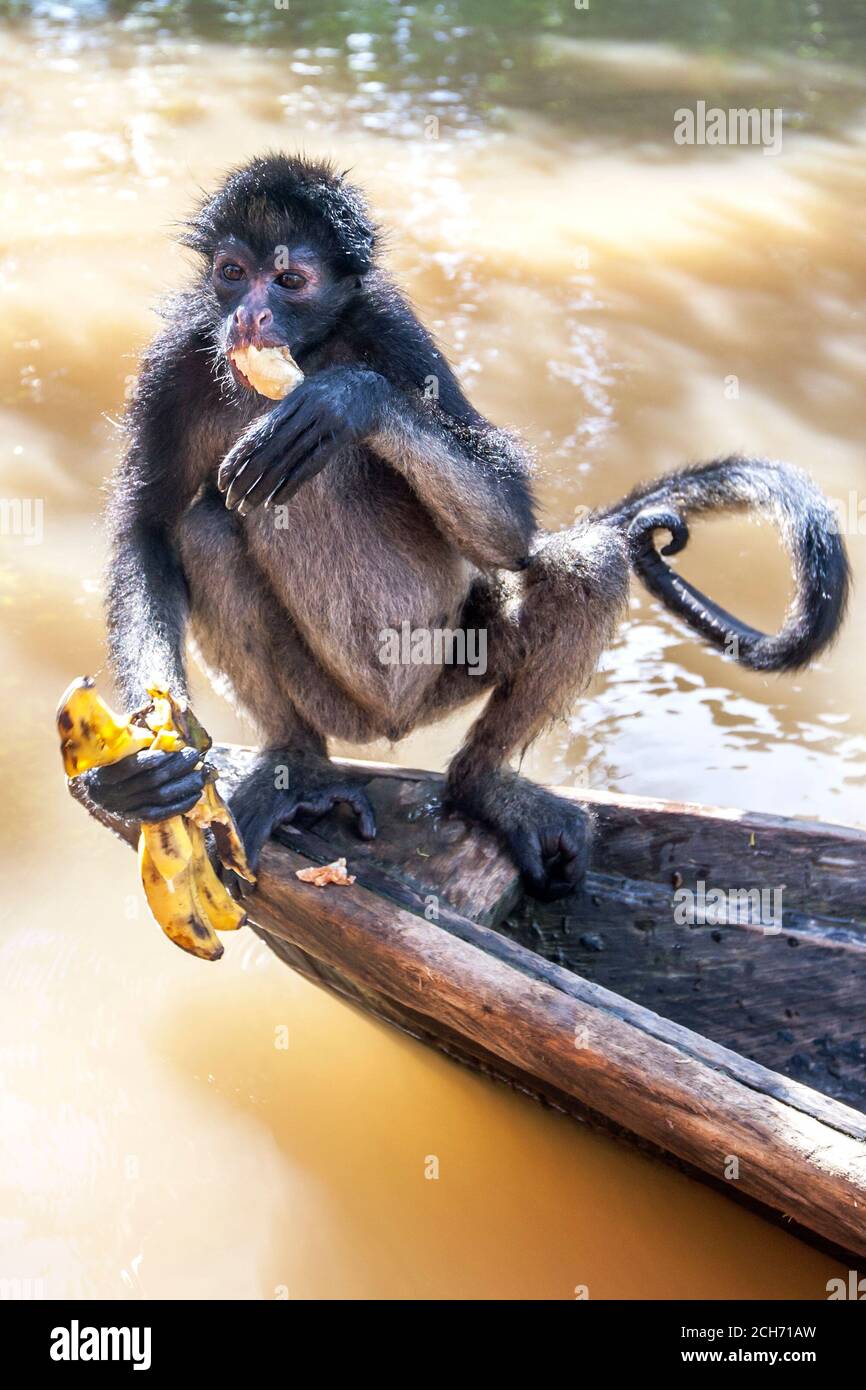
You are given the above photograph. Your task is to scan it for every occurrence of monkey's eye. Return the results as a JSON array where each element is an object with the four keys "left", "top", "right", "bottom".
[
  {"left": 221, "top": 263, "right": 245, "bottom": 283},
  {"left": 274, "top": 271, "right": 307, "bottom": 291}
]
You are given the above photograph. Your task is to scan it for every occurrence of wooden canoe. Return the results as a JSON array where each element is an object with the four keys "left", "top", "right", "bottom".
[{"left": 72, "top": 745, "right": 866, "bottom": 1262}]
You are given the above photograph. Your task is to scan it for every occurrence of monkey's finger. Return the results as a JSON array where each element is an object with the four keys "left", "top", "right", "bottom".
[
  {"left": 224, "top": 458, "right": 261, "bottom": 511},
  {"left": 218, "top": 410, "right": 281, "bottom": 487},
  {"left": 245, "top": 410, "right": 321, "bottom": 477},
  {"left": 545, "top": 827, "right": 583, "bottom": 866},
  {"left": 217, "top": 438, "right": 255, "bottom": 495},
  {"left": 536, "top": 828, "right": 587, "bottom": 900},
  {"left": 98, "top": 763, "right": 204, "bottom": 805},
  {"left": 349, "top": 793, "right": 377, "bottom": 841},
  {"left": 122, "top": 771, "right": 207, "bottom": 816},
  {"left": 226, "top": 396, "right": 335, "bottom": 510},
  {"left": 131, "top": 788, "right": 207, "bottom": 823},
  {"left": 217, "top": 453, "right": 244, "bottom": 495},
  {"left": 224, "top": 426, "right": 304, "bottom": 510},
  {"left": 332, "top": 787, "right": 377, "bottom": 840},
  {"left": 219, "top": 433, "right": 276, "bottom": 500},
  {"left": 258, "top": 380, "right": 310, "bottom": 429},
  {"left": 266, "top": 439, "right": 341, "bottom": 508},
  {"left": 236, "top": 425, "right": 321, "bottom": 514},
  {"left": 267, "top": 388, "right": 321, "bottom": 441},
  {"left": 91, "top": 746, "right": 200, "bottom": 790}
]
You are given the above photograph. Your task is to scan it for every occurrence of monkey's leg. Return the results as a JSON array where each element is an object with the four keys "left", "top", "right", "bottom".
[
  {"left": 445, "top": 522, "right": 629, "bottom": 901},
  {"left": 177, "top": 490, "right": 385, "bottom": 744},
  {"left": 177, "top": 492, "right": 378, "bottom": 871}
]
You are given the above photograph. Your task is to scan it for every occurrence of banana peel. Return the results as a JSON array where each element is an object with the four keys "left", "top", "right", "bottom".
[
  {"left": 57, "top": 676, "right": 153, "bottom": 775},
  {"left": 57, "top": 676, "right": 254, "bottom": 961}
]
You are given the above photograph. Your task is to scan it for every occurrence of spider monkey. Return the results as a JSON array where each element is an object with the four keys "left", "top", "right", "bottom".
[{"left": 86, "top": 154, "right": 850, "bottom": 901}]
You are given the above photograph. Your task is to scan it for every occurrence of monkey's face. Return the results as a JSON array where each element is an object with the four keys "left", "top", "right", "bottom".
[{"left": 211, "top": 237, "right": 355, "bottom": 390}]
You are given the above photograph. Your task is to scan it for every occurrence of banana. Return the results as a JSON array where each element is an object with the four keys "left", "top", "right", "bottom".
[
  {"left": 187, "top": 777, "right": 255, "bottom": 883},
  {"left": 57, "top": 675, "right": 255, "bottom": 962},
  {"left": 56, "top": 676, "right": 152, "bottom": 776},
  {"left": 140, "top": 838, "right": 224, "bottom": 961},
  {"left": 142, "top": 682, "right": 212, "bottom": 754},
  {"left": 189, "top": 822, "right": 246, "bottom": 932},
  {"left": 229, "top": 343, "right": 303, "bottom": 400},
  {"left": 140, "top": 817, "right": 193, "bottom": 882},
  {"left": 142, "top": 688, "right": 253, "bottom": 885}
]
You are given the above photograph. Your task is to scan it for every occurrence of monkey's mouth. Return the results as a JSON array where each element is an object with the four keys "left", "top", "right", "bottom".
[
  {"left": 227, "top": 352, "right": 256, "bottom": 392},
  {"left": 227, "top": 344, "right": 304, "bottom": 400}
]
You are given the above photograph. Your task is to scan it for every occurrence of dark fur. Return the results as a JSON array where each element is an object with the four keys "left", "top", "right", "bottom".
[
  {"left": 96, "top": 155, "right": 849, "bottom": 900},
  {"left": 601, "top": 456, "right": 850, "bottom": 671},
  {"left": 181, "top": 153, "right": 378, "bottom": 275}
]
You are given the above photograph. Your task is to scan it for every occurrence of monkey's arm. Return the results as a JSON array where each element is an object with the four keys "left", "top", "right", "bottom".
[
  {"left": 93, "top": 329, "right": 219, "bottom": 821},
  {"left": 95, "top": 473, "right": 205, "bottom": 821},
  {"left": 366, "top": 394, "right": 534, "bottom": 570},
  {"left": 363, "top": 278, "right": 537, "bottom": 568},
  {"left": 107, "top": 322, "right": 219, "bottom": 707},
  {"left": 106, "top": 484, "right": 191, "bottom": 709}
]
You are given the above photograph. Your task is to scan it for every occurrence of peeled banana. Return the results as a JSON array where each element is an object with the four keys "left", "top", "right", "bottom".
[
  {"left": 57, "top": 676, "right": 254, "bottom": 962},
  {"left": 230, "top": 343, "right": 304, "bottom": 400}
]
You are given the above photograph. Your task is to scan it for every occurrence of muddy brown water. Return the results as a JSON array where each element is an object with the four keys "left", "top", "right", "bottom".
[{"left": 1, "top": 6, "right": 864, "bottom": 1297}]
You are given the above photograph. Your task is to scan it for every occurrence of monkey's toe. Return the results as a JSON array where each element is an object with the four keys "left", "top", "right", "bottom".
[
  {"left": 228, "top": 781, "right": 290, "bottom": 876},
  {"left": 229, "top": 773, "right": 377, "bottom": 878},
  {"left": 280, "top": 781, "right": 377, "bottom": 841},
  {"left": 513, "top": 830, "right": 586, "bottom": 901},
  {"left": 229, "top": 802, "right": 279, "bottom": 877},
  {"left": 447, "top": 776, "right": 591, "bottom": 902},
  {"left": 536, "top": 825, "right": 588, "bottom": 900},
  {"left": 508, "top": 812, "right": 590, "bottom": 902}
]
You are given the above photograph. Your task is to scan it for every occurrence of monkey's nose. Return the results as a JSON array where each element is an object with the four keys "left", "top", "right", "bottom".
[{"left": 232, "top": 304, "right": 273, "bottom": 343}]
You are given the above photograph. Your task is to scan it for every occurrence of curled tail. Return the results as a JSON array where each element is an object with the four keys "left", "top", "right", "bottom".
[{"left": 596, "top": 456, "right": 850, "bottom": 672}]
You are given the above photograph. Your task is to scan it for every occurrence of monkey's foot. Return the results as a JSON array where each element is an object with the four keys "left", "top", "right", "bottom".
[
  {"left": 448, "top": 773, "right": 592, "bottom": 902},
  {"left": 228, "top": 758, "right": 377, "bottom": 878}
]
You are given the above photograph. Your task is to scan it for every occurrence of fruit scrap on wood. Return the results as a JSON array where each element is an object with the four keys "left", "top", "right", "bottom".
[{"left": 295, "top": 857, "right": 356, "bottom": 887}]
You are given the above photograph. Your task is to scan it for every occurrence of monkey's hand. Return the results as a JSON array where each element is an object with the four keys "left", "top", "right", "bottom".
[
  {"left": 218, "top": 366, "right": 389, "bottom": 515},
  {"left": 228, "top": 754, "right": 377, "bottom": 878},
  {"left": 80, "top": 747, "right": 208, "bottom": 823}
]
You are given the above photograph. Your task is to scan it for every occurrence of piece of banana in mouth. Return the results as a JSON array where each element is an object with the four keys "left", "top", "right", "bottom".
[{"left": 230, "top": 343, "right": 304, "bottom": 400}]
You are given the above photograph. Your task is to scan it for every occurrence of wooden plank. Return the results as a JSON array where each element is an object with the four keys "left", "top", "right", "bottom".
[
  {"left": 566, "top": 788, "right": 866, "bottom": 924},
  {"left": 251, "top": 837, "right": 866, "bottom": 1256},
  {"left": 286, "top": 773, "right": 522, "bottom": 928},
  {"left": 208, "top": 745, "right": 866, "bottom": 928},
  {"left": 212, "top": 748, "right": 866, "bottom": 923},
  {"left": 69, "top": 750, "right": 866, "bottom": 1110},
  {"left": 276, "top": 820, "right": 866, "bottom": 1141},
  {"left": 504, "top": 875, "right": 866, "bottom": 1113},
  {"left": 196, "top": 746, "right": 522, "bottom": 927}
]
